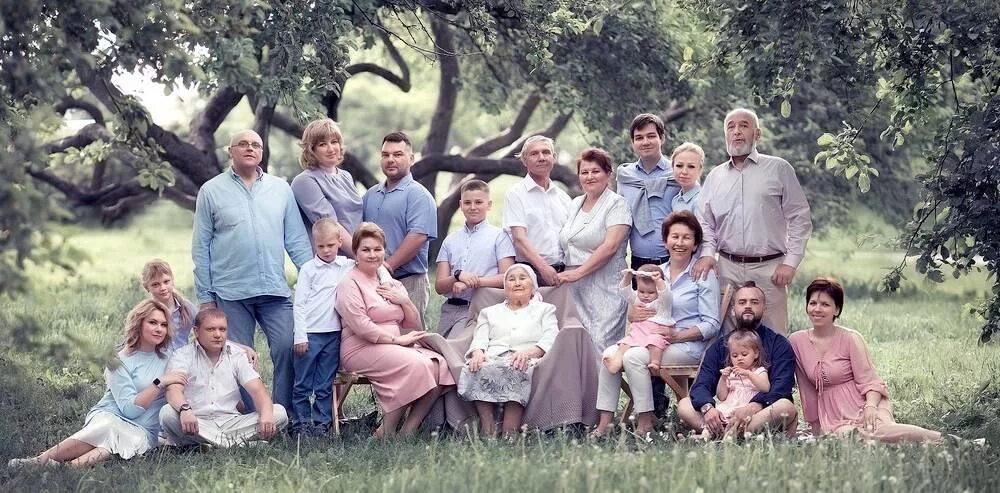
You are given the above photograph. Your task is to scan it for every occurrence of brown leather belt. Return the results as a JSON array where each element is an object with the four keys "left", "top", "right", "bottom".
[{"left": 719, "top": 251, "right": 784, "bottom": 263}]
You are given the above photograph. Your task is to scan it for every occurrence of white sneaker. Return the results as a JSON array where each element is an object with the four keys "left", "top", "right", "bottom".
[{"left": 8, "top": 457, "right": 42, "bottom": 468}]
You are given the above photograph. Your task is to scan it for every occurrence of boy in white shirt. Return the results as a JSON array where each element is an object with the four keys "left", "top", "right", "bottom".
[
  {"left": 291, "top": 218, "right": 356, "bottom": 435},
  {"left": 435, "top": 180, "right": 516, "bottom": 338}
]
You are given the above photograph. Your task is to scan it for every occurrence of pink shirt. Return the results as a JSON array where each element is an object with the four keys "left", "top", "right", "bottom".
[
  {"left": 698, "top": 149, "right": 812, "bottom": 268},
  {"left": 335, "top": 269, "right": 420, "bottom": 360}
]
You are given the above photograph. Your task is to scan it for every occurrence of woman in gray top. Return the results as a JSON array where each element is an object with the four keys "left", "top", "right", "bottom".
[{"left": 291, "top": 118, "right": 363, "bottom": 255}]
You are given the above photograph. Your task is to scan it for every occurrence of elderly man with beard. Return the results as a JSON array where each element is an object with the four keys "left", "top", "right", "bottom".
[
  {"left": 693, "top": 108, "right": 812, "bottom": 334},
  {"left": 676, "top": 282, "right": 797, "bottom": 438}
]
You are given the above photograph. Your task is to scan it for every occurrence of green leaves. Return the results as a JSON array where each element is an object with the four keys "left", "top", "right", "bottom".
[
  {"left": 780, "top": 99, "right": 791, "bottom": 118},
  {"left": 813, "top": 125, "right": 880, "bottom": 193}
]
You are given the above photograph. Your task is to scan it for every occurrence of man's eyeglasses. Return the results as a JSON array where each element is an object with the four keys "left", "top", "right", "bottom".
[{"left": 231, "top": 141, "right": 263, "bottom": 150}]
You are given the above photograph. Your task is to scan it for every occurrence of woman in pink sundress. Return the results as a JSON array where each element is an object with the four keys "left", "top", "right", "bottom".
[
  {"left": 335, "top": 223, "right": 455, "bottom": 438},
  {"left": 789, "top": 277, "right": 941, "bottom": 443}
]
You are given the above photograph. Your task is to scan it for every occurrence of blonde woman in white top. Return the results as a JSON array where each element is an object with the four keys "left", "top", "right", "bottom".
[{"left": 458, "top": 264, "right": 558, "bottom": 437}]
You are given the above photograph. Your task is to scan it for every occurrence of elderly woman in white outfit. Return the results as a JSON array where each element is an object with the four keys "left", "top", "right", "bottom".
[{"left": 458, "top": 264, "right": 558, "bottom": 437}]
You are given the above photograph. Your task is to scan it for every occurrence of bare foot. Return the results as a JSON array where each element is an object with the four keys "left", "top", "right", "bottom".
[
  {"left": 603, "top": 355, "right": 623, "bottom": 373},
  {"left": 589, "top": 425, "right": 612, "bottom": 439}
]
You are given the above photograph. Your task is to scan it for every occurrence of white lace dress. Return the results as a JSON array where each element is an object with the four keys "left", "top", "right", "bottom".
[{"left": 559, "top": 188, "right": 632, "bottom": 350}]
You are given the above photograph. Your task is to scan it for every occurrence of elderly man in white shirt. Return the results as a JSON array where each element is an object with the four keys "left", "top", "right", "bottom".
[
  {"left": 502, "top": 135, "right": 572, "bottom": 287},
  {"left": 160, "top": 308, "right": 287, "bottom": 447},
  {"left": 693, "top": 108, "right": 813, "bottom": 333}
]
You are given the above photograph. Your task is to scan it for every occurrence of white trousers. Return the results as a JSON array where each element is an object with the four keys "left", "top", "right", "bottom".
[
  {"left": 159, "top": 404, "right": 288, "bottom": 448},
  {"left": 596, "top": 345, "right": 699, "bottom": 414}
]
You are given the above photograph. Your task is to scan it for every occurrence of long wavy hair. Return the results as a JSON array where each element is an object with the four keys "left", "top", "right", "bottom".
[{"left": 119, "top": 299, "right": 172, "bottom": 358}]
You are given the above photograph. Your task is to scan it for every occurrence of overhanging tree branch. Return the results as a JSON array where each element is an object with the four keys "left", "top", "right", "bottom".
[
  {"left": 465, "top": 93, "right": 541, "bottom": 157},
  {"left": 54, "top": 97, "right": 105, "bottom": 126},
  {"left": 189, "top": 86, "right": 243, "bottom": 153},
  {"left": 73, "top": 58, "right": 221, "bottom": 185},
  {"left": 42, "top": 123, "right": 112, "bottom": 154}
]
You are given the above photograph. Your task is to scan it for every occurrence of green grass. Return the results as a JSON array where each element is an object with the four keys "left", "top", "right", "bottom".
[{"left": 1, "top": 201, "right": 999, "bottom": 492}]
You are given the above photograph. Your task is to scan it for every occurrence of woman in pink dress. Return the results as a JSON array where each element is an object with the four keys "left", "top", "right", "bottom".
[
  {"left": 335, "top": 223, "right": 455, "bottom": 438},
  {"left": 789, "top": 277, "right": 941, "bottom": 443}
]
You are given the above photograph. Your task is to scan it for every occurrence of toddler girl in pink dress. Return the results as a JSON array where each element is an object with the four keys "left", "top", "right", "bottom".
[
  {"left": 602, "top": 264, "right": 675, "bottom": 373},
  {"left": 706, "top": 330, "right": 770, "bottom": 440}
]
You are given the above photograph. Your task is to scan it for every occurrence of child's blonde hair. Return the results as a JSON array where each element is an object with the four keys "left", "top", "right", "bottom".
[
  {"left": 140, "top": 259, "right": 193, "bottom": 330},
  {"left": 635, "top": 264, "right": 662, "bottom": 291},
  {"left": 726, "top": 329, "right": 766, "bottom": 368},
  {"left": 312, "top": 217, "right": 341, "bottom": 238}
]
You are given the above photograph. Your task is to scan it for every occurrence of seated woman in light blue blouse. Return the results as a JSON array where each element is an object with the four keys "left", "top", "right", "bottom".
[
  {"left": 593, "top": 210, "right": 721, "bottom": 436},
  {"left": 8, "top": 300, "right": 186, "bottom": 467}
]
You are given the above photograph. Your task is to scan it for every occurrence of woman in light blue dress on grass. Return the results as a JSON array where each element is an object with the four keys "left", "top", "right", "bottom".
[{"left": 8, "top": 300, "right": 187, "bottom": 467}]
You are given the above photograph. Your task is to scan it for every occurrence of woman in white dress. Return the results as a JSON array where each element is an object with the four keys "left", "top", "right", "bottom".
[
  {"left": 8, "top": 300, "right": 186, "bottom": 467},
  {"left": 557, "top": 147, "right": 632, "bottom": 350}
]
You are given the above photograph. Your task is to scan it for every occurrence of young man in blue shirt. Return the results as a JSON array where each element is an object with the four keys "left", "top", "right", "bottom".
[{"left": 362, "top": 131, "right": 438, "bottom": 326}]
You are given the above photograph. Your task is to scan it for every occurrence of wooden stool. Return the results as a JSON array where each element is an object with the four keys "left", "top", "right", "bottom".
[{"left": 331, "top": 371, "right": 371, "bottom": 435}]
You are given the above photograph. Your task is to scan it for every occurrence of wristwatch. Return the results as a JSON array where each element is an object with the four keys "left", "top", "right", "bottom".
[
  {"left": 179, "top": 403, "right": 192, "bottom": 413},
  {"left": 453, "top": 269, "right": 462, "bottom": 281},
  {"left": 152, "top": 378, "right": 161, "bottom": 389},
  {"left": 700, "top": 403, "right": 714, "bottom": 414}
]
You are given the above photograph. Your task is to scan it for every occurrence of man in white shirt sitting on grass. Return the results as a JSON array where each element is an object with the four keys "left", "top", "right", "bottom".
[{"left": 159, "top": 308, "right": 287, "bottom": 447}]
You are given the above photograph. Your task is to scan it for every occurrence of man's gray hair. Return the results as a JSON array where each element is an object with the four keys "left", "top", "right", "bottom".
[
  {"left": 515, "top": 135, "right": 555, "bottom": 158},
  {"left": 723, "top": 108, "right": 760, "bottom": 129}
]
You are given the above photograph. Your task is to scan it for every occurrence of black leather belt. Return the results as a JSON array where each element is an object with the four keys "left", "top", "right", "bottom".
[
  {"left": 719, "top": 251, "right": 784, "bottom": 263},
  {"left": 631, "top": 255, "right": 669, "bottom": 266},
  {"left": 515, "top": 261, "right": 565, "bottom": 274},
  {"left": 395, "top": 272, "right": 421, "bottom": 280},
  {"left": 445, "top": 298, "right": 470, "bottom": 306}
]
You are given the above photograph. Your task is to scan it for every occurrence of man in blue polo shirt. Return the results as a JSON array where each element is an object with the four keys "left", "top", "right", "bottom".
[
  {"left": 362, "top": 131, "right": 438, "bottom": 325},
  {"left": 191, "top": 129, "right": 313, "bottom": 418},
  {"left": 677, "top": 281, "right": 798, "bottom": 438}
]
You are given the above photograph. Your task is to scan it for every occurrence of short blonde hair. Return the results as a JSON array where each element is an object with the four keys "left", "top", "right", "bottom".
[
  {"left": 299, "top": 118, "right": 345, "bottom": 169},
  {"left": 351, "top": 222, "right": 386, "bottom": 253},
  {"left": 140, "top": 259, "right": 193, "bottom": 330},
  {"left": 312, "top": 217, "right": 341, "bottom": 238},
  {"left": 670, "top": 142, "right": 706, "bottom": 164}
]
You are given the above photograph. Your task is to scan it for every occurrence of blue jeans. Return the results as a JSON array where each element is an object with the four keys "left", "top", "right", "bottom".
[
  {"left": 216, "top": 295, "right": 295, "bottom": 416},
  {"left": 291, "top": 331, "right": 342, "bottom": 430}
]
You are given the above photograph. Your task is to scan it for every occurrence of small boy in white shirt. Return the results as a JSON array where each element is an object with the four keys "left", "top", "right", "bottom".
[{"left": 291, "top": 218, "right": 355, "bottom": 436}]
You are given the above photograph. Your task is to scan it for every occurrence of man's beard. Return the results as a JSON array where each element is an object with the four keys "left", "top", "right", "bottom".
[
  {"left": 734, "top": 311, "right": 762, "bottom": 331},
  {"left": 726, "top": 142, "right": 754, "bottom": 157}
]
